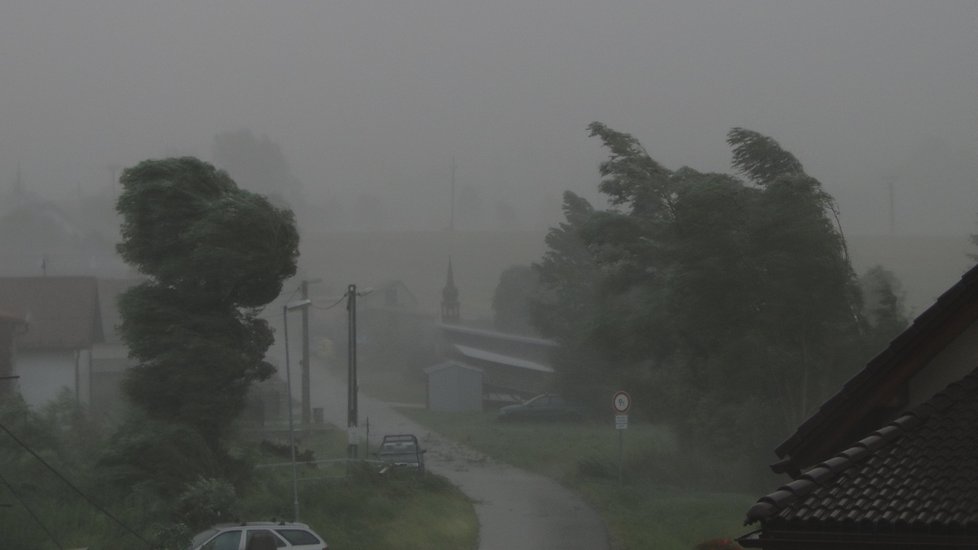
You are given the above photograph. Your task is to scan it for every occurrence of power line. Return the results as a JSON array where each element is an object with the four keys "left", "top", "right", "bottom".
[
  {"left": 0, "top": 471, "right": 64, "bottom": 550},
  {"left": 311, "top": 294, "right": 347, "bottom": 311},
  {"left": 0, "top": 421, "right": 153, "bottom": 548}
]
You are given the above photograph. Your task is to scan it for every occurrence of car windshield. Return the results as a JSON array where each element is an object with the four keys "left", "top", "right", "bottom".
[{"left": 189, "top": 529, "right": 219, "bottom": 548}]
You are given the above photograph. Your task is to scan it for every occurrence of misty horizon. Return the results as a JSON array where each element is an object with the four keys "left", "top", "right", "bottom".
[{"left": 1, "top": 1, "right": 975, "bottom": 235}]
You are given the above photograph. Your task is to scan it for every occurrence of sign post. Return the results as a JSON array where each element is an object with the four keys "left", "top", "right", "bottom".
[{"left": 612, "top": 391, "right": 631, "bottom": 486}]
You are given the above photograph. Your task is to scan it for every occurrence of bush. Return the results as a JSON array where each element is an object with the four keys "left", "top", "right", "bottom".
[{"left": 174, "top": 477, "right": 238, "bottom": 531}]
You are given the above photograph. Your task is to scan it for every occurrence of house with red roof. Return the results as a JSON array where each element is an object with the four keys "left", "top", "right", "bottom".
[
  {"left": 740, "top": 262, "right": 978, "bottom": 548},
  {"left": 0, "top": 276, "right": 103, "bottom": 408}
]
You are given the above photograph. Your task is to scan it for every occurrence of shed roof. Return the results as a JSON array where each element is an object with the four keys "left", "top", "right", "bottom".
[
  {"left": 438, "top": 322, "right": 558, "bottom": 348},
  {"left": 423, "top": 360, "right": 484, "bottom": 375},
  {"left": 453, "top": 343, "right": 554, "bottom": 373},
  {"left": 0, "top": 276, "right": 102, "bottom": 350},
  {"left": 746, "top": 367, "right": 978, "bottom": 535}
]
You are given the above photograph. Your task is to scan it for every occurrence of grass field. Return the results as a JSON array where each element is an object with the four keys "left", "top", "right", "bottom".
[{"left": 399, "top": 409, "right": 754, "bottom": 550}]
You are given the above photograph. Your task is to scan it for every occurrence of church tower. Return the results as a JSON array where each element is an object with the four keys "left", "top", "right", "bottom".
[{"left": 441, "top": 258, "right": 460, "bottom": 323}]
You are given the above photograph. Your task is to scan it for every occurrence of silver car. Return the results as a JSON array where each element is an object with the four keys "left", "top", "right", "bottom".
[{"left": 188, "top": 522, "right": 328, "bottom": 550}]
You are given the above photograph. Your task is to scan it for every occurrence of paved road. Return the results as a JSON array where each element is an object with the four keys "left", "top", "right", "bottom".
[{"left": 305, "top": 364, "right": 610, "bottom": 550}]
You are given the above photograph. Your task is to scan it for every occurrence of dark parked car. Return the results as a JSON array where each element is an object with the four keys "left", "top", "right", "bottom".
[
  {"left": 496, "top": 393, "right": 586, "bottom": 422},
  {"left": 376, "top": 433, "right": 426, "bottom": 473}
]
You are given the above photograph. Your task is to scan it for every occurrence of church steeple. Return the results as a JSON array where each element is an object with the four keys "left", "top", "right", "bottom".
[{"left": 441, "top": 258, "right": 460, "bottom": 323}]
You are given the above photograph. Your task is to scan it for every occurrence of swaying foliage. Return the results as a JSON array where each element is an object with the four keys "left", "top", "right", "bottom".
[
  {"left": 116, "top": 157, "right": 299, "bottom": 446},
  {"left": 533, "top": 124, "right": 893, "bottom": 469},
  {"left": 492, "top": 265, "right": 543, "bottom": 335}
]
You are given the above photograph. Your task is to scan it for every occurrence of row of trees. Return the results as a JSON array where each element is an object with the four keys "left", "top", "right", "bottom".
[{"left": 518, "top": 123, "right": 907, "bottom": 471}]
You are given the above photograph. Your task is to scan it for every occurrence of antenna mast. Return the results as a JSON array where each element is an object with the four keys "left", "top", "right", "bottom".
[{"left": 449, "top": 156, "right": 456, "bottom": 231}]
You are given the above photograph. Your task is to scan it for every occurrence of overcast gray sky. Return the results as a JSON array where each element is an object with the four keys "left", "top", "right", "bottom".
[{"left": 1, "top": 1, "right": 975, "bottom": 234}]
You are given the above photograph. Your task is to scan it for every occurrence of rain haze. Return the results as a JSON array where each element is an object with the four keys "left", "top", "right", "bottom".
[
  {"left": 3, "top": 3, "right": 978, "bottom": 549},
  {"left": 1, "top": 1, "right": 975, "bottom": 236}
]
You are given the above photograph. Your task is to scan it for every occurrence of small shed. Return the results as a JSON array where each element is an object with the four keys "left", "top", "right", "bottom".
[{"left": 424, "top": 360, "right": 483, "bottom": 412}]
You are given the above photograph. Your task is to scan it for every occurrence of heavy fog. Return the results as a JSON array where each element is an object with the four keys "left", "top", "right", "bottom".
[
  {"left": 1, "top": 2, "right": 975, "bottom": 232},
  {"left": 1, "top": 4, "right": 977, "bottom": 547}
]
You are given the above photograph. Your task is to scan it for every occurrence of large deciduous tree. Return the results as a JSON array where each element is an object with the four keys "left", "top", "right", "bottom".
[
  {"left": 533, "top": 124, "right": 886, "bottom": 464},
  {"left": 116, "top": 157, "right": 299, "bottom": 445},
  {"left": 492, "top": 265, "right": 542, "bottom": 335}
]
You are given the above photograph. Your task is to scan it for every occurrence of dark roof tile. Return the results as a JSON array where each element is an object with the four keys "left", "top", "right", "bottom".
[
  {"left": 746, "top": 367, "right": 978, "bottom": 532},
  {"left": 775, "top": 263, "right": 978, "bottom": 467},
  {"left": 800, "top": 465, "right": 833, "bottom": 485}
]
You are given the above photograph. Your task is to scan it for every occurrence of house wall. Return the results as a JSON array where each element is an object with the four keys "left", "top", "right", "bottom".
[
  {"left": 90, "top": 343, "right": 135, "bottom": 421},
  {"left": 481, "top": 364, "right": 552, "bottom": 396},
  {"left": 15, "top": 349, "right": 91, "bottom": 409},
  {"left": 428, "top": 366, "right": 482, "bottom": 412},
  {"left": 908, "top": 320, "right": 978, "bottom": 407}
]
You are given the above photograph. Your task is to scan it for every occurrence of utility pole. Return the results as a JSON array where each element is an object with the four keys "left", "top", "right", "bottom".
[
  {"left": 301, "top": 280, "right": 311, "bottom": 426},
  {"left": 346, "top": 284, "right": 358, "bottom": 459},
  {"left": 283, "top": 298, "right": 311, "bottom": 522},
  {"left": 299, "top": 278, "right": 321, "bottom": 427}
]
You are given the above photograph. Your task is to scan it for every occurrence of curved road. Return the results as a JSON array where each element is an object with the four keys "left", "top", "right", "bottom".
[{"left": 306, "top": 364, "right": 610, "bottom": 550}]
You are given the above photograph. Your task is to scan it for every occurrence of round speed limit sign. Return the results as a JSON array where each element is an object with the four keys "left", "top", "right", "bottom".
[{"left": 612, "top": 391, "right": 631, "bottom": 414}]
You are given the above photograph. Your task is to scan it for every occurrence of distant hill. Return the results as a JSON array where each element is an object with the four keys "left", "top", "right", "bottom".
[{"left": 299, "top": 231, "right": 975, "bottom": 321}]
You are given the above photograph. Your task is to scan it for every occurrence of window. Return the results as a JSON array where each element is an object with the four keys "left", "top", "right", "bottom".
[
  {"left": 202, "top": 530, "right": 242, "bottom": 550},
  {"left": 245, "top": 529, "right": 286, "bottom": 549},
  {"left": 276, "top": 529, "right": 321, "bottom": 545}
]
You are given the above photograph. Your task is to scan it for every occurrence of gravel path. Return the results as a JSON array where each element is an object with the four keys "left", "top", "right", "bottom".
[{"left": 306, "top": 364, "right": 610, "bottom": 550}]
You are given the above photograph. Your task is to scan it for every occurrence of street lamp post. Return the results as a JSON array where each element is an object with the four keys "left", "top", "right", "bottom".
[
  {"left": 346, "top": 284, "right": 358, "bottom": 459},
  {"left": 283, "top": 298, "right": 311, "bottom": 522}
]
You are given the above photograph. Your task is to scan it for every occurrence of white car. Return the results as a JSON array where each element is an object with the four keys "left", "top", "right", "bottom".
[{"left": 188, "top": 522, "right": 328, "bottom": 550}]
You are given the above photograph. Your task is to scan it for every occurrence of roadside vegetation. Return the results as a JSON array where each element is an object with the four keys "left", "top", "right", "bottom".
[
  {"left": 400, "top": 408, "right": 754, "bottom": 550},
  {"left": 0, "top": 395, "right": 477, "bottom": 549},
  {"left": 0, "top": 156, "right": 478, "bottom": 549}
]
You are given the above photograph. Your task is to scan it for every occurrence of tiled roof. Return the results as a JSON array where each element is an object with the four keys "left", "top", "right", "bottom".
[
  {"left": 774, "top": 262, "right": 978, "bottom": 472},
  {"left": 0, "top": 277, "right": 102, "bottom": 350},
  {"left": 423, "top": 360, "right": 484, "bottom": 375},
  {"left": 747, "top": 367, "right": 978, "bottom": 531}
]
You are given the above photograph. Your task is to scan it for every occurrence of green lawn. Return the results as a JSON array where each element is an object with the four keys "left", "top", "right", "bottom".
[{"left": 399, "top": 409, "right": 754, "bottom": 550}]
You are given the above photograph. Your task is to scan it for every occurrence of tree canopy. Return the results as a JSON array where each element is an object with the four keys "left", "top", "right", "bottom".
[
  {"left": 116, "top": 157, "right": 299, "bottom": 445},
  {"left": 532, "top": 124, "right": 895, "bottom": 467}
]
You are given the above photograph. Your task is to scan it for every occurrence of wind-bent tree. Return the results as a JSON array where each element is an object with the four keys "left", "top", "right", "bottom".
[
  {"left": 492, "top": 265, "right": 542, "bottom": 335},
  {"left": 116, "top": 157, "right": 299, "bottom": 445},
  {"left": 533, "top": 124, "right": 875, "bottom": 465}
]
